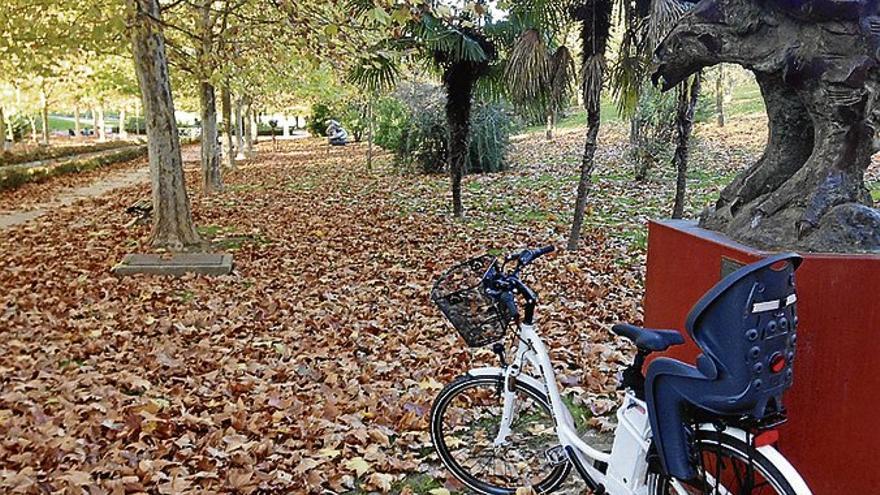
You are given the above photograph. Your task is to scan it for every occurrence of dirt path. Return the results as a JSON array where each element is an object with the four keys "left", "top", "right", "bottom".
[
  {"left": 0, "top": 144, "right": 206, "bottom": 230},
  {"left": 0, "top": 166, "right": 149, "bottom": 230}
]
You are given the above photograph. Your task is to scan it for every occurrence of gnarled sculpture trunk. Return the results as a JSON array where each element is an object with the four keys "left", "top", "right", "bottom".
[{"left": 653, "top": 0, "right": 880, "bottom": 252}]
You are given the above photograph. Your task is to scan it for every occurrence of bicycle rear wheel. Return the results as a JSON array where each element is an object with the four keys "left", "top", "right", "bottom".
[
  {"left": 430, "top": 373, "right": 570, "bottom": 495},
  {"left": 648, "top": 429, "right": 807, "bottom": 495}
]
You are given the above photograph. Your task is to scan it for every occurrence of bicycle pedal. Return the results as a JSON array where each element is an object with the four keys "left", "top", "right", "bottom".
[{"left": 544, "top": 445, "right": 568, "bottom": 466}]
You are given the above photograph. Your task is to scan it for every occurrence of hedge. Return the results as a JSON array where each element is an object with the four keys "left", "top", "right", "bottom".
[{"left": 0, "top": 146, "right": 147, "bottom": 192}]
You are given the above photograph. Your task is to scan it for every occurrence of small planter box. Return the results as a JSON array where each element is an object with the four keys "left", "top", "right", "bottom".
[{"left": 642, "top": 219, "right": 880, "bottom": 494}]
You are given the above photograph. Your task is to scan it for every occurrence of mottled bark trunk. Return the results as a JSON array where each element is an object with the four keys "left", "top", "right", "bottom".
[
  {"left": 443, "top": 62, "right": 475, "bottom": 219},
  {"left": 40, "top": 90, "right": 49, "bottom": 145},
  {"left": 126, "top": 0, "right": 200, "bottom": 249},
  {"left": 250, "top": 107, "right": 258, "bottom": 144},
  {"left": 92, "top": 108, "right": 99, "bottom": 138},
  {"left": 29, "top": 116, "right": 37, "bottom": 142},
  {"left": 715, "top": 65, "right": 725, "bottom": 127},
  {"left": 567, "top": 103, "right": 601, "bottom": 250},
  {"left": 367, "top": 102, "right": 374, "bottom": 171},
  {"left": 234, "top": 98, "right": 245, "bottom": 160},
  {"left": 199, "top": 81, "right": 223, "bottom": 194},
  {"left": 0, "top": 106, "right": 6, "bottom": 150},
  {"left": 243, "top": 99, "right": 255, "bottom": 157},
  {"left": 96, "top": 104, "right": 106, "bottom": 142},
  {"left": 197, "top": 0, "right": 221, "bottom": 192},
  {"left": 671, "top": 72, "right": 702, "bottom": 219},
  {"left": 74, "top": 105, "right": 81, "bottom": 137},
  {"left": 221, "top": 84, "right": 235, "bottom": 169}
]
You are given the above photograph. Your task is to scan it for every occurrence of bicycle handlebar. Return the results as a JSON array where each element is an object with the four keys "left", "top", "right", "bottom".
[
  {"left": 507, "top": 245, "right": 556, "bottom": 268},
  {"left": 488, "top": 245, "right": 555, "bottom": 324}
]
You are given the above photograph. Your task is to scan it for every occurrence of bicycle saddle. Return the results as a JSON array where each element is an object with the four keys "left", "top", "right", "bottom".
[{"left": 611, "top": 324, "right": 684, "bottom": 352}]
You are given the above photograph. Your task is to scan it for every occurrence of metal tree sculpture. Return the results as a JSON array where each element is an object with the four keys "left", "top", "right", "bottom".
[{"left": 653, "top": 0, "right": 880, "bottom": 252}]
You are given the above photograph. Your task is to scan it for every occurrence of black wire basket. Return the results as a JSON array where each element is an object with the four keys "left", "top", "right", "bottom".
[{"left": 431, "top": 255, "right": 513, "bottom": 347}]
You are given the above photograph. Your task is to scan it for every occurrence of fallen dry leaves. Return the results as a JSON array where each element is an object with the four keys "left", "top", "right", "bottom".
[{"left": 1, "top": 119, "right": 875, "bottom": 493}]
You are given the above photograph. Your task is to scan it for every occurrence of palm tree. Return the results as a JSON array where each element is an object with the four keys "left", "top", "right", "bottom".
[
  {"left": 505, "top": 28, "right": 576, "bottom": 140},
  {"left": 567, "top": 0, "right": 613, "bottom": 250},
  {"left": 423, "top": 19, "right": 498, "bottom": 218}
]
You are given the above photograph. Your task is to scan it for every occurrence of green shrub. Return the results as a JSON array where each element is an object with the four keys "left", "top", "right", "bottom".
[
  {"left": 373, "top": 97, "right": 409, "bottom": 151},
  {"left": 0, "top": 146, "right": 146, "bottom": 191},
  {"left": 386, "top": 83, "right": 518, "bottom": 174},
  {"left": 0, "top": 140, "right": 134, "bottom": 167},
  {"left": 307, "top": 100, "right": 369, "bottom": 141},
  {"left": 307, "top": 102, "right": 333, "bottom": 137}
]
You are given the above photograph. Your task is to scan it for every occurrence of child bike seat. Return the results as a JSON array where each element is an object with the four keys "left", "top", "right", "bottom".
[{"left": 645, "top": 252, "right": 802, "bottom": 480}]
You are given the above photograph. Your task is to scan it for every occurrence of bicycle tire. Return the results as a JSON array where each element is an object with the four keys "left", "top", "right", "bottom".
[
  {"left": 430, "top": 373, "right": 571, "bottom": 495},
  {"left": 647, "top": 429, "right": 804, "bottom": 495}
]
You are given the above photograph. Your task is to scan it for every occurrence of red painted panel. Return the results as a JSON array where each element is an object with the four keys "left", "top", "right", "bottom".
[{"left": 643, "top": 220, "right": 880, "bottom": 494}]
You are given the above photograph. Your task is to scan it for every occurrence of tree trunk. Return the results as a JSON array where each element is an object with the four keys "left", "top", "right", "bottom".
[
  {"left": 96, "top": 104, "right": 106, "bottom": 142},
  {"left": 443, "top": 62, "right": 476, "bottom": 219},
  {"left": 199, "top": 81, "right": 223, "bottom": 194},
  {"left": 567, "top": 1, "right": 611, "bottom": 250},
  {"left": 221, "top": 84, "right": 235, "bottom": 169},
  {"left": 0, "top": 107, "right": 5, "bottom": 151},
  {"left": 567, "top": 102, "right": 601, "bottom": 250},
  {"left": 92, "top": 107, "right": 99, "bottom": 139},
  {"left": 367, "top": 102, "right": 374, "bottom": 171},
  {"left": 119, "top": 108, "right": 128, "bottom": 139},
  {"left": 235, "top": 98, "right": 245, "bottom": 159},
  {"left": 40, "top": 90, "right": 50, "bottom": 145},
  {"left": 545, "top": 111, "right": 555, "bottom": 140},
  {"left": 715, "top": 65, "right": 725, "bottom": 127},
  {"left": 250, "top": 107, "right": 258, "bottom": 144},
  {"left": 671, "top": 72, "right": 702, "bottom": 219},
  {"left": 29, "top": 115, "right": 37, "bottom": 143},
  {"left": 126, "top": 0, "right": 200, "bottom": 250},
  {"left": 74, "top": 104, "right": 81, "bottom": 137},
  {"left": 243, "top": 99, "right": 255, "bottom": 157},
  {"left": 630, "top": 115, "right": 650, "bottom": 181}
]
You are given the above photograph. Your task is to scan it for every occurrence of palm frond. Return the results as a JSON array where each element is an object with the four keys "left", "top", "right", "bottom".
[
  {"left": 505, "top": 29, "right": 550, "bottom": 101},
  {"left": 548, "top": 45, "right": 576, "bottom": 110},
  {"left": 609, "top": 15, "right": 649, "bottom": 117},
  {"left": 348, "top": 51, "right": 400, "bottom": 94},
  {"left": 415, "top": 14, "right": 489, "bottom": 64},
  {"left": 648, "top": 0, "right": 693, "bottom": 49},
  {"left": 474, "top": 62, "right": 508, "bottom": 102}
]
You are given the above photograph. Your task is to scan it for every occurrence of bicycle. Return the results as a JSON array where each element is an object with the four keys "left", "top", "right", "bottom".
[{"left": 429, "top": 246, "right": 811, "bottom": 495}]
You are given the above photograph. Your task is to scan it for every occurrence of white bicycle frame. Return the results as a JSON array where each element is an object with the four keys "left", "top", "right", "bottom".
[{"left": 468, "top": 323, "right": 812, "bottom": 495}]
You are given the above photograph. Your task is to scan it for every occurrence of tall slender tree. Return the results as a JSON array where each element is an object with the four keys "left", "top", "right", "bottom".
[
  {"left": 125, "top": 0, "right": 200, "bottom": 249},
  {"left": 567, "top": 0, "right": 613, "bottom": 250}
]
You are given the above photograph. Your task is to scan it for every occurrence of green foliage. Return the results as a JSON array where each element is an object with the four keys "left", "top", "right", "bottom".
[
  {"left": 0, "top": 140, "right": 133, "bottom": 167},
  {"left": 381, "top": 84, "right": 517, "bottom": 174},
  {"left": 0, "top": 146, "right": 146, "bottom": 191},
  {"left": 6, "top": 115, "right": 30, "bottom": 141},
  {"left": 630, "top": 84, "right": 677, "bottom": 178},
  {"left": 307, "top": 100, "right": 370, "bottom": 141},
  {"left": 373, "top": 97, "right": 409, "bottom": 151},
  {"left": 307, "top": 103, "right": 333, "bottom": 137}
]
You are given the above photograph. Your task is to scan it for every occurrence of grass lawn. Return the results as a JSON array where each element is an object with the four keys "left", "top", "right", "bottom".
[{"left": 536, "top": 76, "right": 766, "bottom": 134}]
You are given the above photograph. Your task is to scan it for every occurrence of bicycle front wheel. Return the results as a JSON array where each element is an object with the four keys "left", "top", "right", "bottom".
[
  {"left": 648, "top": 429, "right": 809, "bottom": 495},
  {"left": 430, "top": 373, "right": 570, "bottom": 495}
]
